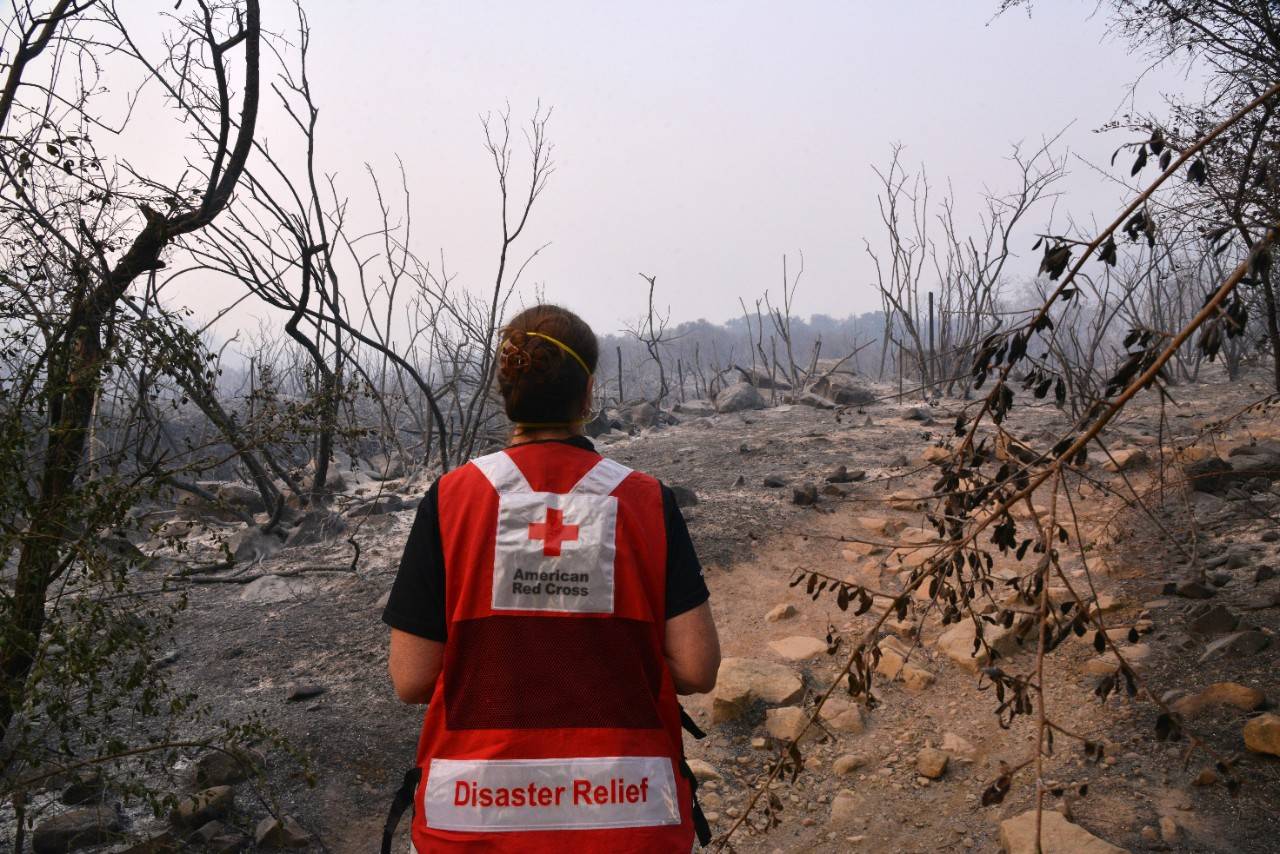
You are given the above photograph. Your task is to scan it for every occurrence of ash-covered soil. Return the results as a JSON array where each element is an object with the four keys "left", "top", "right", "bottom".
[{"left": 9, "top": 368, "right": 1280, "bottom": 853}]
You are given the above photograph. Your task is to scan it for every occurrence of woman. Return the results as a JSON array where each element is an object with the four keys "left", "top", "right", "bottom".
[{"left": 383, "top": 304, "right": 721, "bottom": 852}]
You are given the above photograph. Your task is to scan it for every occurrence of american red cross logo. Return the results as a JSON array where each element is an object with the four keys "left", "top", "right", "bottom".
[{"left": 528, "top": 507, "right": 579, "bottom": 557}]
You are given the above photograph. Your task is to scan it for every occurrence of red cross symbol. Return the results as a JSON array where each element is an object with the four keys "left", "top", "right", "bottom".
[{"left": 528, "top": 507, "right": 579, "bottom": 557}]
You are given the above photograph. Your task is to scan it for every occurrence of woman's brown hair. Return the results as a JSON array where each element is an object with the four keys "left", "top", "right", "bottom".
[{"left": 496, "top": 304, "right": 598, "bottom": 424}]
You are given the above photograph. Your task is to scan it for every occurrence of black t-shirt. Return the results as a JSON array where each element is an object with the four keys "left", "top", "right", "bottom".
[{"left": 382, "top": 437, "right": 709, "bottom": 641}]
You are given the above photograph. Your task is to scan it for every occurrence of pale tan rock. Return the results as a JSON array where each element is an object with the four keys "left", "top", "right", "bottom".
[
  {"left": 941, "top": 732, "right": 977, "bottom": 761},
  {"left": 1159, "top": 816, "right": 1179, "bottom": 846},
  {"left": 818, "top": 698, "right": 866, "bottom": 734},
  {"left": 887, "top": 491, "right": 922, "bottom": 511},
  {"left": 935, "top": 619, "right": 1018, "bottom": 673},
  {"left": 998, "top": 809, "right": 1128, "bottom": 854},
  {"left": 1172, "top": 682, "right": 1266, "bottom": 718},
  {"left": 768, "top": 635, "right": 828, "bottom": 662},
  {"left": 1244, "top": 713, "right": 1280, "bottom": 756},
  {"left": 764, "top": 706, "right": 817, "bottom": 743},
  {"left": 829, "top": 789, "right": 860, "bottom": 825},
  {"left": 916, "top": 747, "right": 948, "bottom": 779},
  {"left": 857, "top": 516, "right": 906, "bottom": 536},
  {"left": 921, "top": 446, "right": 951, "bottom": 463},
  {"left": 832, "top": 754, "right": 863, "bottom": 775},
  {"left": 1083, "top": 644, "right": 1150, "bottom": 676},
  {"left": 1104, "top": 447, "right": 1149, "bottom": 472},
  {"left": 764, "top": 603, "right": 797, "bottom": 623},
  {"left": 711, "top": 658, "right": 804, "bottom": 723},
  {"left": 685, "top": 759, "right": 721, "bottom": 782}
]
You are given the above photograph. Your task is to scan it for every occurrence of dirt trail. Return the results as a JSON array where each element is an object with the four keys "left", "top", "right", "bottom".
[{"left": 11, "top": 372, "right": 1279, "bottom": 853}]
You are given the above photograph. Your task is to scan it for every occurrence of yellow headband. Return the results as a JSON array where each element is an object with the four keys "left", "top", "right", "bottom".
[{"left": 523, "top": 331, "right": 592, "bottom": 377}]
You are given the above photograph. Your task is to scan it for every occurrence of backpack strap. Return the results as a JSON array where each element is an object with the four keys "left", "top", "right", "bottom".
[
  {"left": 381, "top": 766, "right": 422, "bottom": 854},
  {"left": 677, "top": 704, "right": 713, "bottom": 847}
]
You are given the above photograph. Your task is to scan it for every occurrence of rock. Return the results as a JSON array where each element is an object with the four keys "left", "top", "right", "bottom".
[
  {"left": 941, "top": 732, "right": 977, "bottom": 762},
  {"left": 285, "top": 683, "right": 324, "bottom": 702},
  {"left": 684, "top": 759, "right": 721, "bottom": 783},
  {"left": 810, "top": 373, "right": 876, "bottom": 406},
  {"left": 283, "top": 509, "right": 347, "bottom": 548},
  {"left": 344, "top": 494, "right": 405, "bottom": 518},
  {"left": 1244, "top": 713, "right": 1280, "bottom": 756},
  {"left": 628, "top": 402, "right": 659, "bottom": 427},
  {"left": 668, "top": 484, "right": 698, "bottom": 508},
  {"left": 1192, "top": 768, "right": 1218, "bottom": 786},
  {"left": 1166, "top": 579, "right": 1215, "bottom": 600},
  {"left": 794, "top": 391, "right": 836, "bottom": 409},
  {"left": 1199, "top": 629, "right": 1271, "bottom": 663},
  {"left": 1257, "top": 566, "right": 1277, "bottom": 582},
  {"left": 903, "top": 406, "right": 933, "bottom": 422},
  {"left": 833, "top": 754, "right": 863, "bottom": 775},
  {"left": 768, "top": 636, "right": 828, "bottom": 661},
  {"left": 1187, "top": 604, "right": 1240, "bottom": 637},
  {"left": 857, "top": 516, "right": 906, "bottom": 536},
  {"left": 818, "top": 698, "right": 866, "bottom": 734},
  {"left": 915, "top": 748, "right": 948, "bottom": 779},
  {"left": 254, "top": 815, "right": 312, "bottom": 848},
  {"left": 921, "top": 445, "right": 950, "bottom": 463},
  {"left": 1159, "top": 816, "right": 1179, "bottom": 845},
  {"left": 935, "top": 619, "right": 1018, "bottom": 673},
  {"left": 59, "top": 769, "right": 105, "bottom": 806},
  {"left": 887, "top": 491, "right": 922, "bottom": 511},
  {"left": 1184, "top": 457, "right": 1235, "bottom": 494},
  {"left": 711, "top": 658, "right": 804, "bottom": 723},
  {"left": 762, "top": 475, "right": 787, "bottom": 488},
  {"left": 1104, "top": 448, "right": 1148, "bottom": 472},
  {"left": 764, "top": 706, "right": 817, "bottom": 742},
  {"left": 875, "top": 638, "right": 934, "bottom": 691},
  {"left": 195, "top": 748, "right": 262, "bottom": 788},
  {"left": 829, "top": 789, "right": 860, "bottom": 825},
  {"left": 1083, "top": 644, "right": 1151, "bottom": 676},
  {"left": 32, "top": 807, "right": 123, "bottom": 853},
  {"left": 765, "top": 603, "right": 797, "bottom": 623},
  {"left": 998, "top": 809, "right": 1128, "bottom": 854},
  {"left": 1172, "top": 682, "right": 1266, "bottom": 717},
  {"left": 228, "top": 527, "right": 284, "bottom": 564},
  {"left": 792, "top": 484, "right": 819, "bottom": 506},
  {"left": 826, "top": 466, "right": 866, "bottom": 484},
  {"left": 584, "top": 411, "right": 623, "bottom": 438},
  {"left": 715, "top": 382, "right": 766, "bottom": 413},
  {"left": 673, "top": 399, "right": 716, "bottom": 418},
  {"left": 239, "top": 574, "right": 311, "bottom": 605},
  {"left": 1140, "top": 825, "right": 1159, "bottom": 845},
  {"left": 169, "top": 786, "right": 233, "bottom": 830}
]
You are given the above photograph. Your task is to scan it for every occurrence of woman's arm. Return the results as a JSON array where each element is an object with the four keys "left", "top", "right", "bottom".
[
  {"left": 663, "top": 601, "right": 721, "bottom": 695},
  {"left": 389, "top": 628, "right": 445, "bottom": 704}
]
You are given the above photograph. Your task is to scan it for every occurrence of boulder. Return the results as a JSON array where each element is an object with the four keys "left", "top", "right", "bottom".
[
  {"left": 1103, "top": 448, "right": 1148, "bottom": 472},
  {"left": 764, "top": 706, "right": 817, "bottom": 742},
  {"left": 32, "top": 806, "right": 122, "bottom": 853},
  {"left": 684, "top": 759, "right": 721, "bottom": 783},
  {"left": 169, "top": 786, "right": 233, "bottom": 830},
  {"left": 714, "top": 382, "right": 766, "bottom": 413},
  {"left": 998, "top": 809, "right": 1128, "bottom": 854},
  {"left": 941, "top": 732, "right": 977, "bottom": 762},
  {"left": 832, "top": 754, "right": 864, "bottom": 775},
  {"left": 668, "top": 484, "right": 699, "bottom": 508},
  {"left": 935, "top": 619, "right": 1019, "bottom": 673},
  {"left": 768, "top": 636, "right": 828, "bottom": 661},
  {"left": 826, "top": 466, "right": 866, "bottom": 484},
  {"left": 1172, "top": 682, "right": 1266, "bottom": 718},
  {"left": 283, "top": 509, "right": 347, "bottom": 548},
  {"left": 345, "top": 495, "right": 405, "bottom": 518},
  {"left": 916, "top": 747, "right": 948, "bottom": 779},
  {"left": 791, "top": 484, "right": 819, "bottom": 506},
  {"left": 673, "top": 399, "right": 716, "bottom": 418},
  {"left": 1184, "top": 457, "right": 1235, "bottom": 494},
  {"left": 584, "top": 411, "right": 624, "bottom": 438},
  {"left": 810, "top": 373, "right": 876, "bottom": 406},
  {"left": 829, "top": 789, "right": 860, "bottom": 826},
  {"left": 1187, "top": 603, "right": 1240, "bottom": 637},
  {"left": 711, "top": 658, "right": 804, "bottom": 723},
  {"left": 255, "top": 815, "right": 312, "bottom": 849},
  {"left": 1244, "top": 713, "right": 1280, "bottom": 756},
  {"left": 764, "top": 603, "right": 797, "bottom": 623},
  {"left": 59, "top": 769, "right": 105, "bottom": 806},
  {"left": 628, "top": 402, "right": 659, "bottom": 427},
  {"left": 1083, "top": 644, "right": 1150, "bottom": 676},
  {"left": 195, "top": 747, "right": 262, "bottom": 788},
  {"left": 229, "top": 527, "right": 284, "bottom": 564},
  {"left": 239, "top": 575, "right": 310, "bottom": 605},
  {"left": 818, "top": 698, "right": 866, "bottom": 734},
  {"left": 1198, "top": 629, "right": 1270, "bottom": 663}
]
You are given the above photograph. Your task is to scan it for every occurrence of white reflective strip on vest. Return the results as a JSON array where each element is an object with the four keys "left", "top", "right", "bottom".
[
  {"left": 569, "top": 458, "right": 633, "bottom": 496},
  {"left": 471, "top": 451, "right": 532, "bottom": 494},
  {"left": 424, "top": 756, "right": 680, "bottom": 832}
]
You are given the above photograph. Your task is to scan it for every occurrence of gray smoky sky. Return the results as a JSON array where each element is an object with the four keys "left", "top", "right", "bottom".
[{"left": 158, "top": 1, "right": 1196, "bottom": 337}]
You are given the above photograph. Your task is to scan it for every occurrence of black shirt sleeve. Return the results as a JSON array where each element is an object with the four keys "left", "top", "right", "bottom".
[
  {"left": 661, "top": 484, "right": 710, "bottom": 619},
  {"left": 382, "top": 479, "right": 448, "bottom": 641},
  {"left": 380, "top": 472, "right": 711, "bottom": 637}
]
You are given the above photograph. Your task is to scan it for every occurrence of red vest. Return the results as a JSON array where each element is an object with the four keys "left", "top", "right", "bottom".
[{"left": 410, "top": 442, "right": 694, "bottom": 852}]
